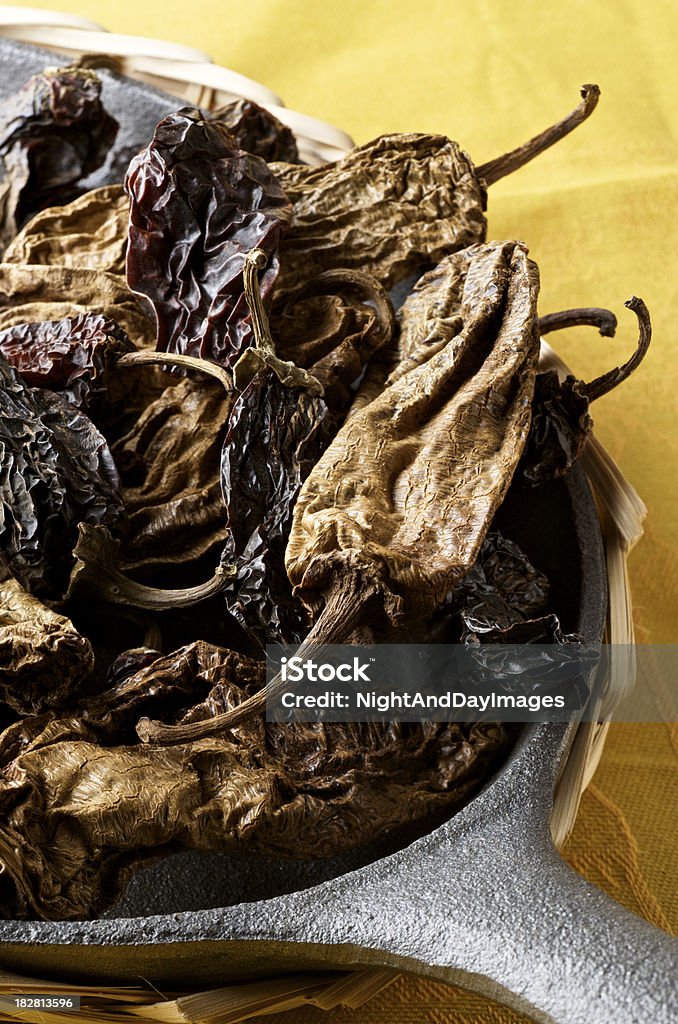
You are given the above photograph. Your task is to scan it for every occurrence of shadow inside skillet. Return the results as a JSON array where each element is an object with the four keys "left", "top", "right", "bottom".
[{"left": 104, "top": 465, "right": 606, "bottom": 919}]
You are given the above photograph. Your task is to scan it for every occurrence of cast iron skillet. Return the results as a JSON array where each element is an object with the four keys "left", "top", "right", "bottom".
[{"left": 0, "top": 40, "right": 676, "bottom": 1024}]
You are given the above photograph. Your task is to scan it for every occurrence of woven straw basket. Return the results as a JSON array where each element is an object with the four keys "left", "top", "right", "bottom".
[{"left": 0, "top": 8, "right": 647, "bottom": 1024}]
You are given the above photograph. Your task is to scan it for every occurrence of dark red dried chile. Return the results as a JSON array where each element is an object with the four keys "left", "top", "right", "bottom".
[
  {"left": 0, "top": 66, "right": 118, "bottom": 246},
  {"left": 125, "top": 108, "right": 292, "bottom": 367},
  {"left": 209, "top": 99, "right": 300, "bottom": 163},
  {"left": 220, "top": 372, "right": 332, "bottom": 647},
  {"left": 0, "top": 353, "right": 124, "bottom": 598},
  {"left": 0, "top": 313, "right": 134, "bottom": 424}
]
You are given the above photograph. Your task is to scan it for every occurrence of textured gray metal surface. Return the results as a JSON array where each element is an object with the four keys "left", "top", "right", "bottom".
[
  {"left": 2, "top": 723, "right": 676, "bottom": 1024},
  {"left": 0, "top": 38, "right": 675, "bottom": 1023}
]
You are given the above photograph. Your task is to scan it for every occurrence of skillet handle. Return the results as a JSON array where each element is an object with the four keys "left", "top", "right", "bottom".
[{"left": 427, "top": 836, "right": 678, "bottom": 1024}]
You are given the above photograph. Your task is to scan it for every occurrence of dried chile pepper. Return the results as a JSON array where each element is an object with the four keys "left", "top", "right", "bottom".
[
  {"left": 139, "top": 239, "right": 542, "bottom": 742},
  {"left": 4, "top": 184, "right": 128, "bottom": 274},
  {"left": 125, "top": 108, "right": 292, "bottom": 367},
  {"left": 396, "top": 250, "right": 476, "bottom": 372},
  {"left": 0, "top": 180, "right": 151, "bottom": 354},
  {"left": 433, "top": 531, "right": 578, "bottom": 644},
  {"left": 0, "top": 185, "right": 155, "bottom": 405},
  {"left": 284, "top": 241, "right": 541, "bottom": 623},
  {"left": 0, "top": 313, "right": 134, "bottom": 424},
  {"left": 0, "top": 352, "right": 124, "bottom": 599},
  {"left": 272, "top": 86, "right": 599, "bottom": 298},
  {"left": 220, "top": 372, "right": 330, "bottom": 646},
  {"left": 440, "top": 532, "right": 551, "bottom": 636},
  {"left": 523, "top": 298, "right": 651, "bottom": 483},
  {"left": 0, "top": 262, "right": 155, "bottom": 351},
  {"left": 112, "top": 374, "right": 230, "bottom": 574},
  {"left": 92, "top": 642, "right": 263, "bottom": 740},
  {"left": 66, "top": 349, "right": 234, "bottom": 610},
  {"left": 0, "top": 639, "right": 508, "bottom": 920},
  {"left": 461, "top": 613, "right": 578, "bottom": 645},
  {"left": 0, "top": 66, "right": 118, "bottom": 248},
  {"left": 0, "top": 579, "right": 94, "bottom": 714},
  {"left": 271, "top": 268, "right": 395, "bottom": 419},
  {"left": 272, "top": 132, "right": 485, "bottom": 300},
  {"left": 219, "top": 250, "right": 334, "bottom": 647},
  {"left": 0, "top": 641, "right": 261, "bottom": 763},
  {"left": 209, "top": 98, "right": 300, "bottom": 163}
]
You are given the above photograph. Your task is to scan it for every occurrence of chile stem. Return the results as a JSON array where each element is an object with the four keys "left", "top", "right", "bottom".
[
  {"left": 580, "top": 297, "right": 651, "bottom": 402},
  {"left": 477, "top": 84, "right": 600, "bottom": 187},
  {"left": 242, "top": 248, "right": 277, "bottom": 357},
  {"left": 538, "top": 307, "right": 617, "bottom": 338},
  {"left": 118, "top": 350, "right": 233, "bottom": 393},
  {"left": 136, "top": 575, "right": 381, "bottom": 743},
  {"left": 67, "top": 524, "right": 235, "bottom": 610},
  {"left": 236, "top": 248, "right": 323, "bottom": 393}
]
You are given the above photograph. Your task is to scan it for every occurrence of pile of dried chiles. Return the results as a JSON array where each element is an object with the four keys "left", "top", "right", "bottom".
[{"left": 0, "top": 66, "right": 650, "bottom": 921}]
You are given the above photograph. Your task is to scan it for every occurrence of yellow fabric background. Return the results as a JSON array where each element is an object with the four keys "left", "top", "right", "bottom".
[{"left": 8, "top": 1, "right": 678, "bottom": 1020}]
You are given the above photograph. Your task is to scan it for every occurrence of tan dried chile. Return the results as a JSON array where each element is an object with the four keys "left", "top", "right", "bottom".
[
  {"left": 113, "top": 377, "right": 230, "bottom": 573},
  {"left": 286, "top": 241, "right": 540, "bottom": 620},
  {"left": 271, "top": 86, "right": 598, "bottom": 300},
  {"left": 396, "top": 254, "right": 471, "bottom": 369},
  {"left": 0, "top": 579, "right": 94, "bottom": 713},
  {"left": 0, "top": 263, "right": 154, "bottom": 350},
  {"left": 0, "top": 185, "right": 154, "bottom": 351},
  {"left": 3, "top": 185, "right": 128, "bottom": 274},
  {"left": 348, "top": 243, "right": 524, "bottom": 417},
  {"left": 138, "top": 240, "right": 542, "bottom": 743},
  {"left": 64, "top": 350, "right": 235, "bottom": 610},
  {"left": 0, "top": 640, "right": 508, "bottom": 920},
  {"left": 271, "top": 268, "right": 395, "bottom": 417},
  {"left": 271, "top": 133, "right": 487, "bottom": 299}
]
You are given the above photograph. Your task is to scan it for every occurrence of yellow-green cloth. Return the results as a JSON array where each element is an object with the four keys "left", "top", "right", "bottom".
[{"left": 9, "top": 2, "right": 678, "bottom": 1020}]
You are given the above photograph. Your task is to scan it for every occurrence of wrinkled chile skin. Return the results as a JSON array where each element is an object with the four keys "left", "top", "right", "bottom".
[{"left": 125, "top": 109, "right": 291, "bottom": 367}]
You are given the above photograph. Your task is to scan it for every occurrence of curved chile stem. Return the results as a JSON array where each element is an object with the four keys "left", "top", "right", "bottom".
[
  {"left": 137, "top": 577, "right": 383, "bottom": 744},
  {"left": 538, "top": 307, "right": 617, "bottom": 338},
  {"left": 282, "top": 268, "right": 396, "bottom": 345},
  {"left": 237, "top": 247, "right": 324, "bottom": 393},
  {"left": 579, "top": 296, "right": 651, "bottom": 402},
  {"left": 94, "top": 565, "right": 234, "bottom": 611},
  {"left": 243, "top": 248, "right": 277, "bottom": 357},
  {"left": 118, "top": 350, "right": 233, "bottom": 393},
  {"left": 67, "top": 523, "right": 236, "bottom": 611},
  {"left": 137, "top": 665, "right": 282, "bottom": 743},
  {"left": 477, "top": 84, "right": 600, "bottom": 186}
]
